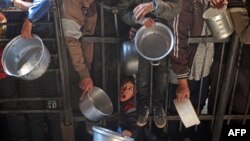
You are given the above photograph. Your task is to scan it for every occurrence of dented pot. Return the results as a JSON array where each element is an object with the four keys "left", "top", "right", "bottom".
[{"left": 1, "top": 35, "right": 50, "bottom": 80}]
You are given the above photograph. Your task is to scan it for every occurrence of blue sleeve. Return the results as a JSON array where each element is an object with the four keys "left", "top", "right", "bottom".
[
  {"left": 27, "top": 0, "right": 52, "bottom": 23},
  {"left": 0, "top": 0, "right": 13, "bottom": 8}
]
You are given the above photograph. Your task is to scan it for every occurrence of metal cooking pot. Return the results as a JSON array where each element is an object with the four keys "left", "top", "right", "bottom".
[
  {"left": 79, "top": 87, "right": 113, "bottom": 122},
  {"left": 92, "top": 126, "right": 134, "bottom": 141},
  {"left": 203, "top": 6, "right": 234, "bottom": 39},
  {"left": 134, "top": 22, "right": 174, "bottom": 64},
  {"left": 1, "top": 35, "right": 50, "bottom": 80},
  {"left": 120, "top": 40, "right": 138, "bottom": 75}
]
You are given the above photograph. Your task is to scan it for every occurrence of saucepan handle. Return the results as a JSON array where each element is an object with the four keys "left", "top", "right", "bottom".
[{"left": 151, "top": 61, "right": 161, "bottom": 66}]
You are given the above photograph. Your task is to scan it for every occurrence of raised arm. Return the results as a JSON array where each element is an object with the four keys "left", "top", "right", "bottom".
[
  {"left": 117, "top": 0, "right": 138, "bottom": 26},
  {"left": 152, "top": 0, "right": 182, "bottom": 20},
  {"left": 117, "top": 0, "right": 182, "bottom": 27},
  {"left": 27, "top": 0, "right": 52, "bottom": 23},
  {"left": 21, "top": 0, "right": 52, "bottom": 39},
  {"left": 170, "top": 0, "right": 198, "bottom": 101}
]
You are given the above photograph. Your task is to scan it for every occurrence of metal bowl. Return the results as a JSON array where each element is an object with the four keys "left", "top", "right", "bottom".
[
  {"left": 1, "top": 35, "right": 50, "bottom": 80},
  {"left": 135, "top": 22, "right": 174, "bottom": 61},
  {"left": 92, "top": 126, "right": 134, "bottom": 141},
  {"left": 79, "top": 87, "right": 113, "bottom": 122}
]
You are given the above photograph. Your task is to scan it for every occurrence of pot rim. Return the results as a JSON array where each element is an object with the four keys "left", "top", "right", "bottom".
[
  {"left": 202, "top": 6, "right": 227, "bottom": 20},
  {"left": 92, "top": 126, "right": 134, "bottom": 141},
  {"left": 79, "top": 86, "right": 113, "bottom": 118},
  {"left": 135, "top": 22, "right": 174, "bottom": 61},
  {"left": 202, "top": 6, "right": 233, "bottom": 39},
  {"left": 87, "top": 87, "right": 113, "bottom": 115},
  {"left": 1, "top": 34, "right": 46, "bottom": 77}
]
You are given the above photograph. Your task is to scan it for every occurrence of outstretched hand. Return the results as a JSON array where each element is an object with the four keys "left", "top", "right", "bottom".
[
  {"left": 21, "top": 19, "right": 33, "bottom": 39},
  {"left": 140, "top": 17, "right": 155, "bottom": 28},
  {"left": 122, "top": 130, "right": 132, "bottom": 137},
  {"left": 210, "top": 0, "right": 228, "bottom": 9},
  {"left": 79, "top": 77, "right": 94, "bottom": 100},
  {"left": 133, "top": 2, "right": 154, "bottom": 20},
  {"left": 176, "top": 79, "right": 190, "bottom": 102},
  {"left": 13, "top": 0, "right": 32, "bottom": 11}
]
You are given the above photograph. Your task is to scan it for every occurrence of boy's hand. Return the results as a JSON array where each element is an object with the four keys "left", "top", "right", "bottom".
[
  {"left": 133, "top": 2, "right": 154, "bottom": 20},
  {"left": 210, "top": 0, "right": 228, "bottom": 9},
  {"left": 176, "top": 79, "right": 190, "bottom": 102},
  {"left": 79, "top": 77, "right": 93, "bottom": 100},
  {"left": 122, "top": 130, "right": 132, "bottom": 137},
  {"left": 21, "top": 19, "right": 32, "bottom": 39}
]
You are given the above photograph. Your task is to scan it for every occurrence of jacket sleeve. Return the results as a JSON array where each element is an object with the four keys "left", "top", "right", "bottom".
[
  {"left": 117, "top": 0, "right": 182, "bottom": 26},
  {"left": 117, "top": 0, "right": 139, "bottom": 26},
  {"left": 227, "top": 0, "right": 250, "bottom": 44},
  {"left": 27, "top": 0, "right": 52, "bottom": 23},
  {"left": 65, "top": 36, "right": 91, "bottom": 78},
  {"left": 170, "top": 0, "right": 193, "bottom": 79},
  {"left": 152, "top": 0, "right": 182, "bottom": 20},
  {"left": 119, "top": 111, "right": 139, "bottom": 139}
]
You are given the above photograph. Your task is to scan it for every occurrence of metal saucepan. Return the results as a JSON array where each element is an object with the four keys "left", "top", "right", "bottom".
[
  {"left": 1, "top": 35, "right": 50, "bottom": 80},
  {"left": 134, "top": 22, "right": 174, "bottom": 65},
  {"left": 92, "top": 126, "right": 134, "bottom": 141},
  {"left": 120, "top": 40, "right": 139, "bottom": 75},
  {"left": 79, "top": 87, "right": 113, "bottom": 122},
  {"left": 203, "top": 6, "right": 234, "bottom": 39}
]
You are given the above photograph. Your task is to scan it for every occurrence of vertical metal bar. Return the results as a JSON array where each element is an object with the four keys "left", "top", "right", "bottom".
[
  {"left": 164, "top": 60, "right": 170, "bottom": 133},
  {"left": 149, "top": 63, "right": 153, "bottom": 129},
  {"left": 53, "top": 0, "right": 73, "bottom": 126},
  {"left": 53, "top": 1, "right": 76, "bottom": 140},
  {"left": 243, "top": 84, "right": 250, "bottom": 124},
  {"left": 227, "top": 44, "right": 242, "bottom": 124},
  {"left": 212, "top": 34, "right": 240, "bottom": 141},
  {"left": 227, "top": 68, "right": 239, "bottom": 123},
  {"left": 113, "top": 9, "right": 119, "bottom": 37},
  {"left": 195, "top": 27, "right": 209, "bottom": 132},
  {"left": 113, "top": 9, "right": 121, "bottom": 121},
  {"left": 100, "top": 2, "right": 106, "bottom": 91},
  {"left": 210, "top": 43, "right": 226, "bottom": 130},
  {"left": 55, "top": 70, "right": 62, "bottom": 94},
  {"left": 178, "top": 121, "right": 183, "bottom": 132},
  {"left": 195, "top": 45, "right": 208, "bottom": 131}
]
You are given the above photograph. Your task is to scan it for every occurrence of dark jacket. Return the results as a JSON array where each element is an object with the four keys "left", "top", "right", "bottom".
[
  {"left": 228, "top": 0, "right": 250, "bottom": 114},
  {"left": 117, "top": 0, "right": 182, "bottom": 26},
  {"left": 169, "top": 0, "right": 211, "bottom": 79},
  {"left": 120, "top": 99, "right": 138, "bottom": 138},
  {"left": 227, "top": 0, "right": 250, "bottom": 44}
]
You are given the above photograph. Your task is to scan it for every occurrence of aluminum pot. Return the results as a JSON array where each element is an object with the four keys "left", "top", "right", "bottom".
[
  {"left": 1, "top": 35, "right": 50, "bottom": 80},
  {"left": 92, "top": 126, "right": 134, "bottom": 141},
  {"left": 203, "top": 6, "right": 234, "bottom": 39},
  {"left": 134, "top": 22, "right": 174, "bottom": 64},
  {"left": 79, "top": 87, "right": 113, "bottom": 122},
  {"left": 120, "top": 40, "right": 138, "bottom": 75}
]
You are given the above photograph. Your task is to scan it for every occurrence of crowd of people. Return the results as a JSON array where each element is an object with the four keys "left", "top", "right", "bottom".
[{"left": 0, "top": 0, "right": 250, "bottom": 141}]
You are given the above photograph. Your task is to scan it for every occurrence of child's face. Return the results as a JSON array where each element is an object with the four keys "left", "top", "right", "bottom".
[{"left": 120, "top": 81, "right": 134, "bottom": 102}]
